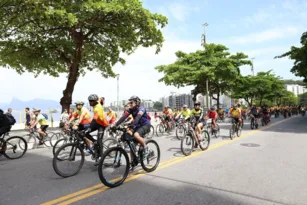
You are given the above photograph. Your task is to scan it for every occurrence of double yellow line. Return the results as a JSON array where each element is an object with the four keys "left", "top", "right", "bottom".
[{"left": 41, "top": 117, "right": 294, "bottom": 205}]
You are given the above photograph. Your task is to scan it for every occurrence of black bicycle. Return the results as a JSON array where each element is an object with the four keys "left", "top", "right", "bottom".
[
  {"left": 98, "top": 125, "right": 160, "bottom": 188},
  {"left": 53, "top": 128, "right": 117, "bottom": 178},
  {"left": 229, "top": 117, "right": 242, "bottom": 140},
  {"left": 0, "top": 132, "right": 27, "bottom": 159}
]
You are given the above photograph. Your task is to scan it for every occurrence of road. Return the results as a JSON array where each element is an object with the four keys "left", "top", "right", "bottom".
[{"left": 1, "top": 116, "right": 307, "bottom": 205}]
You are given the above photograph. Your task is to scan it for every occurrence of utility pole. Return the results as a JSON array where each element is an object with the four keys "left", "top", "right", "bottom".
[
  {"left": 251, "top": 57, "right": 255, "bottom": 76},
  {"left": 116, "top": 74, "right": 120, "bottom": 115},
  {"left": 202, "top": 23, "right": 210, "bottom": 110}
]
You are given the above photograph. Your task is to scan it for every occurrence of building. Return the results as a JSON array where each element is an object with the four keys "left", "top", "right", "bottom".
[
  {"left": 285, "top": 84, "right": 307, "bottom": 97},
  {"left": 160, "top": 93, "right": 193, "bottom": 109}
]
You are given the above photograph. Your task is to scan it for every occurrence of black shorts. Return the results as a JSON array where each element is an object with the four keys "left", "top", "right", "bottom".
[
  {"left": 165, "top": 116, "right": 170, "bottom": 121},
  {"left": 40, "top": 125, "right": 49, "bottom": 132},
  {"left": 134, "top": 124, "right": 151, "bottom": 137}
]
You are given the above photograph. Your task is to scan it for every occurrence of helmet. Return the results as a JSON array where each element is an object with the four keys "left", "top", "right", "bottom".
[
  {"left": 238, "top": 103, "right": 241, "bottom": 107},
  {"left": 128, "top": 95, "right": 141, "bottom": 105},
  {"left": 75, "top": 101, "right": 84, "bottom": 105},
  {"left": 183, "top": 104, "right": 188, "bottom": 108},
  {"left": 88, "top": 94, "right": 99, "bottom": 101},
  {"left": 210, "top": 107, "right": 216, "bottom": 111},
  {"left": 194, "top": 101, "right": 201, "bottom": 106}
]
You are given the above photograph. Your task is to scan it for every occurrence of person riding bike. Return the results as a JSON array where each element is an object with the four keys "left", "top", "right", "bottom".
[
  {"left": 229, "top": 104, "right": 242, "bottom": 127},
  {"left": 0, "top": 109, "right": 11, "bottom": 137},
  {"left": 162, "top": 106, "right": 173, "bottom": 131},
  {"left": 69, "top": 101, "right": 92, "bottom": 131},
  {"left": 187, "top": 102, "right": 204, "bottom": 148},
  {"left": 30, "top": 108, "right": 49, "bottom": 145},
  {"left": 206, "top": 107, "right": 218, "bottom": 130},
  {"left": 261, "top": 104, "right": 270, "bottom": 123},
  {"left": 107, "top": 108, "right": 117, "bottom": 125},
  {"left": 175, "top": 105, "right": 190, "bottom": 121},
  {"left": 114, "top": 96, "right": 151, "bottom": 161},
  {"left": 85, "top": 94, "right": 109, "bottom": 152}
]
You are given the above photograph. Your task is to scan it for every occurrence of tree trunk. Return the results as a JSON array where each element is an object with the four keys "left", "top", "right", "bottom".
[
  {"left": 259, "top": 97, "right": 263, "bottom": 106},
  {"left": 60, "top": 63, "right": 79, "bottom": 112},
  {"left": 216, "top": 92, "right": 220, "bottom": 110}
]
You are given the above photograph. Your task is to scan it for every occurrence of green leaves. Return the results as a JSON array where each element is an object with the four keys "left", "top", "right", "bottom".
[
  {"left": 155, "top": 43, "right": 251, "bottom": 108},
  {"left": 276, "top": 31, "right": 307, "bottom": 83},
  {"left": 0, "top": 0, "right": 168, "bottom": 78}
]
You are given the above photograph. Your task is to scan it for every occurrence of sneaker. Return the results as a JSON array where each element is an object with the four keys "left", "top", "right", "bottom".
[{"left": 87, "top": 146, "right": 93, "bottom": 153}]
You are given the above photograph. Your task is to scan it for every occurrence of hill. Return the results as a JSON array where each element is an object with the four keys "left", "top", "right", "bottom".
[{"left": 0, "top": 97, "right": 60, "bottom": 110}]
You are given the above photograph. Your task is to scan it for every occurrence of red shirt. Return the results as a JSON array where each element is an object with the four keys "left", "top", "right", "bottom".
[{"left": 208, "top": 111, "right": 218, "bottom": 119}]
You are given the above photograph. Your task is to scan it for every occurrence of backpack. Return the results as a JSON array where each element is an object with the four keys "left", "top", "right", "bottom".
[
  {"left": 42, "top": 113, "right": 48, "bottom": 120},
  {"left": 5, "top": 114, "right": 16, "bottom": 125}
]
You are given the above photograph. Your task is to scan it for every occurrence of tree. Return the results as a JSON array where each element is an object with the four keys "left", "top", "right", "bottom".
[
  {"left": 0, "top": 0, "right": 168, "bottom": 111},
  {"left": 276, "top": 31, "right": 307, "bottom": 83},
  {"left": 153, "top": 101, "right": 163, "bottom": 111},
  {"left": 298, "top": 92, "right": 307, "bottom": 105},
  {"left": 231, "top": 71, "right": 285, "bottom": 106},
  {"left": 281, "top": 90, "right": 297, "bottom": 105},
  {"left": 155, "top": 43, "right": 251, "bottom": 109}
]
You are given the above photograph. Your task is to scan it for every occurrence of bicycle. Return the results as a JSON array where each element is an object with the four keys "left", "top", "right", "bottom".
[
  {"left": 53, "top": 128, "right": 117, "bottom": 177},
  {"left": 205, "top": 119, "right": 220, "bottom": 138},
  {"left": 175, "top": 117, "right": 187, "bottom": 140},
  {"left": 98, "top": 125, "right": 160, "bottom": 188},
  {"left": 250, "top": 114, "right": 259, "bottom": 130},
  {"left": 22, "top": 128, "right": 54, "bottom": 149},
  {"left": 0, "top": 132, "right": 27, "bottom": 159},
  {"left": 180, "top": 118, "right": 210, "bottom": 156},
  {"left": 229, "top": 117, "right": 241, "bottom": 140}
]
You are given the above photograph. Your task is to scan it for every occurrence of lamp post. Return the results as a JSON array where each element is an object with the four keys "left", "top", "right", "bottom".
[
  {"left": 251, "top": 57, "right": 255, "bottom": 76},
  {"left": 202, "top": 22, "right": 210, "bottom": 109},
  {"left": 116, "top": 74, "right": 120, "bottom": 114}
]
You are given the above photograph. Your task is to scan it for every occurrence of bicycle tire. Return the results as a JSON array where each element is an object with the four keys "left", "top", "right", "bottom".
[
  {"left": 156, "top": 124, "right": 165, "bottom": 137},
  {"left": 145, "top": 125, "right": 155, "bottom": 139},
  {"left": 199, "top": 130, "right": 210, "bottom": 151},
  {"left": 50, "top": 133, "right": 60, "bottom": 147},
  {"left": 236, "top": 125, "right": 242, "bottom": 137},
  {"left": 175, "top": 125, "right": 186, "bottom": 140},
  {"left": 98, "top": 147, "right": 130, "bottom": 188},
  {"left": 181, "top": 132, "right": 194, "bottom": 156},
  {"left": 250, "top": 118, "right": 254, "bottom": 130},
  {"left": 102, "top": 138, "right": 118, "bottom": 157},
  {"left": 4, "top": 136, "right": 28, "bottom": 159},
  {"left": 25, "top": 134, "right": 37, "bottom": 149},
  {"left": 52, "top": 137, "right": 68, "bottom": 156},
  {"left": 140, "top": 139, "right": 160, "bottom": 172},
  {"left": 213, "top": 124, "right": 220, "bottom": 138},
  {"left": 53, "top": 143, "right": 84, "bottom": 178}
]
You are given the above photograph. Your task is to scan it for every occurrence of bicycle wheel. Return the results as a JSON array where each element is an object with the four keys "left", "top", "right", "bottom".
[
  {"left": 52, "top": 137, "right": 69, "bottom": 156},
  {"left": 50, "top": 133, "right": 61, "bottom": 147},
  {"left": 102, "top": 138, "right": 118, "bottom": 157},
  {"left": 213, "top": 124, "right": 220, "bottom": 138},
  {"left": 21, "top": 134, "right": 36, "bottom": 149},
  {"left": 140, "top": 139, "right": 160, "bottom": 172},
  {"left": 250, "top": 118, "right": 255, "bottom": 130},
  {"left": 4, "top": 136, "right": 27, "bottom": 159},
  {"left": 199, "top": 130, "right": 210, "bottom": 151},
  {"left": 180, "top": 132, "right": 194, "bottom": 156},
  {"left": 43, "top": 133, "right": 52, "bottom": 147},
  {"left": 175, "top": 125, "right": 186, "bottom": 140},
  {"left": 236, "top": 125, "right": 242, "bottom": 137},
  {"left": 156, "top": 124, "right": 165, "bottom": 137},
  {"left": 147, "top": 125, "right": 155, "bottom": 139},
  {"left": 98, "top": 147, "right": 130, "bottom": 188},
  {"left": 229, "top": 124, "right": 235, "bottom": 140},
  {"left": 53, "top": 143, "right": 84, "bottom": 177}
]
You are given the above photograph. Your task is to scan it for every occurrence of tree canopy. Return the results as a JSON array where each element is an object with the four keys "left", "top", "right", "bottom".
[
  {"left": 155, "top": 43, "right": 251, "bottom": 109},
  {"left": 0, "top": 0, "right": 168, "bottom": 110},
  {"left": 276, "top": 31, "right": 307, "bottom": 83}
]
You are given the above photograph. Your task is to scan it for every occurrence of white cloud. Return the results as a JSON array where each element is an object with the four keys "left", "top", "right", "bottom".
[
  {"left": 168, "top": 3, "right": 189, "bottom": 21},
  {"left": 226, "top": 26, "right": 302, "bottom": 45}
]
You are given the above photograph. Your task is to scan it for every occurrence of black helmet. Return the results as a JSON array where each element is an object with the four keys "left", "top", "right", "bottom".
[
  {"left": 88, "top": 94, "right": 99, "bottom": 101},
  {"left": 194, "top": 101, "right": 201, "bottom": 106},
  {"left": 75, "top": 101, "right": 84, "bottom": 105},
  {"left": 128, "top": 95, "right": 141, "bottom": 105},
  {"left": 210, "top": 107, "right": 216, "bottom": 111}
]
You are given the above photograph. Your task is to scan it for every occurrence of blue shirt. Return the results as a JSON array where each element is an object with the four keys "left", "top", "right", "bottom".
[{"left": 126, "top": 106, "right": 150, "bottom": 128}]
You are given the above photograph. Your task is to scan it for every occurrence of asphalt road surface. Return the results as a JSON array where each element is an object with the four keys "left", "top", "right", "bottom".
[{"left": 1, "top": 115, "right": 307, "bottom": 205}]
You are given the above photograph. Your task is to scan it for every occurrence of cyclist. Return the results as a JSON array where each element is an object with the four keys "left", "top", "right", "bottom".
[
  {"left": 69, "top": 101, "right": 92, "bottom": 131},
  {"left": 175, "top": 104, "right": 190, "bottom": 121},
  {"left": 261, "top": 104, "right": 270, "bottom": 123},
  {"left": 0, "top": 109, "right": 11, "bottom": 136},
  {"left": 229, "top": 104, "right": 242, "bottom": 127},
  {"left": 85, "top": 94, "right": 109, "bottom": 152},
  {"left": 107, "top": 108, "right": 117, "bottom": 125},
  {"left": 188, "top": 102, "right": 204, "bottom": 147},
  {"left": 206, "top": 107, "right": 218, "bottom": 130},
  {"left": 30, "top": 108, "right": 49, "bottom": 144},
  {"left": 162, "top": 106, "right": 173, "bottom": 131},
  {"left": 114, "top": 96, "right": 151, "bottom": 158}
]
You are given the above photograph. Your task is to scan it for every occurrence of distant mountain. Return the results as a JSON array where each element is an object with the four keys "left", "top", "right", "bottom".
[{"left": 0, "top": 97, "right": 61, "bottom": 110}]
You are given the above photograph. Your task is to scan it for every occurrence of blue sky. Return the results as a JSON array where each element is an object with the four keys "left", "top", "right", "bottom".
[{"left": 0, "top": 0, "right": 306, "bottom": 105}]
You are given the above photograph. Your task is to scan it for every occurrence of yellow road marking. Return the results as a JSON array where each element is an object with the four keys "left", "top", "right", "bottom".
[{"left": 42, "top": 117, "right": 294, "bottom": 205}]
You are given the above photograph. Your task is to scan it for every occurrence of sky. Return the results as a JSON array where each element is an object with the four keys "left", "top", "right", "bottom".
[{"left": 1, "top": 0, "right": 306, "bottom": 106}]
